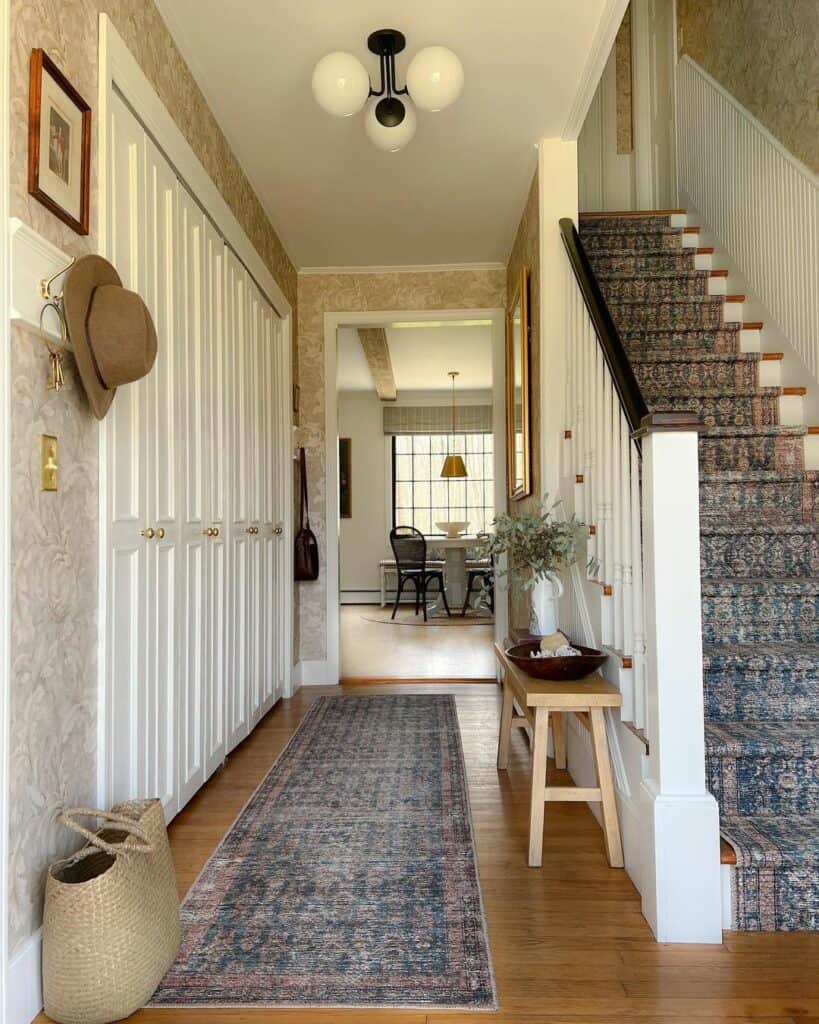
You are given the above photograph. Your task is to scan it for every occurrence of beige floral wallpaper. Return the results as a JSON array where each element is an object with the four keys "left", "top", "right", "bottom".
[
  {"left": 296, "top": 268, "right": 507, "bottom": 662},
  {"left": 505, "top": 171, "right": 540, "bottom": 632},
  {"left": 8, "top": 0, "right": 295, "bottom": 955},
  {"left": 677, "top": 0, "right": 819, "bottom": 174}
]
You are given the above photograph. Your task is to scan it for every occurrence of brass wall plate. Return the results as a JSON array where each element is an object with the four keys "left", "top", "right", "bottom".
[{"left": 41, "top": 434, "right": 58, "bottom": 491}]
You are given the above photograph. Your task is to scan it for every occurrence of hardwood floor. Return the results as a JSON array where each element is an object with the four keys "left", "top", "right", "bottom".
[
  {"left": 340, "top": 605, "right": 496, "bottom": 679},
  {"left": 42, "top": 684, "right": 819, "bottom": 1024}
]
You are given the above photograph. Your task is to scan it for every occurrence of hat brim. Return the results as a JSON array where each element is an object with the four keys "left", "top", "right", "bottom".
[{"left": 63, "top": 256, "right": 122, "bottom": 420}]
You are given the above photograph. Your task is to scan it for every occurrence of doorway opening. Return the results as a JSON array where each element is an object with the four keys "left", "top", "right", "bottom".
[{"left": 324, "top": 308, "right": 507, "bottom": 683}]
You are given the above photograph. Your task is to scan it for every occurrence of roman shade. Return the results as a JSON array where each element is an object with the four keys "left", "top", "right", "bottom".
[{"left": 382, "top": 404, "right": 492, "bottom": 435}]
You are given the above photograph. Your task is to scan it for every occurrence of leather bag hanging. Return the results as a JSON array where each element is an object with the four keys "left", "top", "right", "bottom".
[{"left": 294, "top": 447, "right": 319, "bottom": 581}]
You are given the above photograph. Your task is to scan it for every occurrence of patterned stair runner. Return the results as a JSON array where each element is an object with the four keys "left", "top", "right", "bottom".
[{"left": 580, "top": 212, "right": 819, "bottom": 932}]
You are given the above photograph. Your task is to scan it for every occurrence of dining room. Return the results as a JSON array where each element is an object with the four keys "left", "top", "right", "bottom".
[{"left": 333, "top": 314, "right": 508, "bottom": 682}]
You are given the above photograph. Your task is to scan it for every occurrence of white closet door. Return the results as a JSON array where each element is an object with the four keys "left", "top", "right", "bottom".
[
  {"left": 144, "top": 137, "right": 179, "bottom": 815},
  {"left": 105, "top": 91, "right": 149, "bottom": 805},
  {"left": 226, "top": 253, "right": 251, "bottom": 751},
  {"left": 272, "top": 319, "right": 290, "bottom": 699},
  {"left": 247, "top": 279, "right": 266, "bottom": 728},
  {"left": 259, "top": 303, "right": 277, "bottom": 712},
  {"left": 204, "top": 223, "right": 227, "bottom": 777},
  {"left": 177, "top": 183, "right": 208, "bottom": 810}
]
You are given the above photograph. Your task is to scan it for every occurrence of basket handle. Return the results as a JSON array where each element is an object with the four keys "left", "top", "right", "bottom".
[{"left": 58, "top": 807, "right": 153, "bottom": 858}]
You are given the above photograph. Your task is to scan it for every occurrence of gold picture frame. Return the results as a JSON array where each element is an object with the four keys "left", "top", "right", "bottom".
[{"left": 506, "top": 267, "right": 531, "bottom": 500}]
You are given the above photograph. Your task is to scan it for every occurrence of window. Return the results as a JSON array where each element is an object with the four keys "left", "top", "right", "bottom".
[{"left": 392, "top": 433, "right": 494, "bottom": 535}]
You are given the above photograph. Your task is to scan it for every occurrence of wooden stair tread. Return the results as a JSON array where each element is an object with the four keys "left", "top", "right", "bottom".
[
  {"left": 579, "top": 209, "right": 686, "bottom": 217},
  {"left": 743, "top": 321, "right": 764, "bottom": 330},
  {"left": 761, "top": 352, "right": 784, "bottom": 361},
  {"left": 783, "top": 387, "right": 808, "bottom": 396},
  {"left": 696, "top": 246, "right": 714, "bottom": 254},
  {"left": 709, "top": 270, "right": 729, "bottom": 278},
  {"left": 725, "top": 294, "right": 745, "bottom": 302},
  {"left": 683, "top": 226, "right": 700, "bottom": 233},
  {"left": 808, "top": 426, "right": 819, "bottom": 435},
  {"left": 721, "top": 837, "right": 737, "bottom": 865}
]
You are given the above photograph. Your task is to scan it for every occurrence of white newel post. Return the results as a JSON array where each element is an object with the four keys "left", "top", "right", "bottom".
[{"left": 639, "top": 427, "right": 723, "bottom": 943}]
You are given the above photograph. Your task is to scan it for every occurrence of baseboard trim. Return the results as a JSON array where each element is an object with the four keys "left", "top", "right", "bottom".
[
  {"left": 293, "top": 659, "right": 332, "bottom": 686},
  {"left": 7, "top": 929, "right": 42, "bottom": 1024}
]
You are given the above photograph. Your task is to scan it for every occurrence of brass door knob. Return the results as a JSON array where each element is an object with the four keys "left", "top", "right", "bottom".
[
  {"left": 254, "top": 526, "right": 260, "bottom": 535},
  {"left": 155, "top": 527, "right": 166, "bottom": 540},
  {"left": 212, "top": 527, "right": 220, "bottom": 537},
  {"left": 203, "top": 527, "right": 214, "bottom": 537},
  {"left": 140, "top": 528, "right": 155, "bottom": 539},
  {"left": 273, "top": 526, "right": 283, "bottom": 536},
  {"left": 246, "top": 526, "right": 254, "bottom": 535}
]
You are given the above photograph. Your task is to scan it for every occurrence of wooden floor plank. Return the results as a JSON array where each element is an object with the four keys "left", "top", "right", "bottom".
[{"left": 35, "top": 683, "right": 819, "bottom": 1024}]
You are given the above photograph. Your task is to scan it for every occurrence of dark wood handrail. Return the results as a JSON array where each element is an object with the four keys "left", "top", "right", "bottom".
[{"left": 559, "top": 218, "right": 701, "bottom": 447}]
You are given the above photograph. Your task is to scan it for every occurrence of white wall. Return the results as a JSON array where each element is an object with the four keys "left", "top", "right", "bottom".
[{"left": 578, "top": 0, "right": 677, "bottom": 212}]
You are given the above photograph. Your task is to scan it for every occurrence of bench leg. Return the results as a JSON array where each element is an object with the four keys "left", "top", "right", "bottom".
[
  {"left": 496, "top": 674, "right": 514, "bottom": 770},
  {"left": 528, "top": 707, "right": 549, "bottom": 867},
  {"left": 552, "top": 711, "right": 566, "bottom": 770},
  {"left": 380, "top": 566, "right": 386, "bottom": 607},
  {"left": 590, "top": 708, "right": 624, "bottom": 868}
]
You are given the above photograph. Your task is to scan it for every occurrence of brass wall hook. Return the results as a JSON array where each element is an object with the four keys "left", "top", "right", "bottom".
[
  {"left": 39, "top": 255, "right": 76, "bottom": 302},
  {"left": 38, "top": 300, "right": 66, "bottom": 391}
]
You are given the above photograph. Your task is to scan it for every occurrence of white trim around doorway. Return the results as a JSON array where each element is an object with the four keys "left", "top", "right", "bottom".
[{"left": 318, "top": 307, "right": 508, "bottom": 686}]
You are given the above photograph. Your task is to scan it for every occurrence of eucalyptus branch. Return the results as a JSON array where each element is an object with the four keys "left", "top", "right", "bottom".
[{"left": 480, "top": 495, "right": 595, "bottom": 590}]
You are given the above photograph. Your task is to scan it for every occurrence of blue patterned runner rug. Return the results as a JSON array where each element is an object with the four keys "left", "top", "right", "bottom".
[{"left": 150, "top": 694, "right": 496, "bottom": 1009}]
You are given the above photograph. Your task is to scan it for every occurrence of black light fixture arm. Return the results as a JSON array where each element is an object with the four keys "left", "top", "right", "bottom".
[{"left": 367, "top": 29, "right": 409, "bottom": 101}]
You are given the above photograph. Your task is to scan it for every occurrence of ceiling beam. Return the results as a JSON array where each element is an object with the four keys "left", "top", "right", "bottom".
[{"left": 357, "top": 328, "right": 397, "bottom": 401}]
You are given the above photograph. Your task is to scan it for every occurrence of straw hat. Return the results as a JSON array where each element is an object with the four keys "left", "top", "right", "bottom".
[{"left": 62, "top": 255, "right": 157, "bottom": 419}]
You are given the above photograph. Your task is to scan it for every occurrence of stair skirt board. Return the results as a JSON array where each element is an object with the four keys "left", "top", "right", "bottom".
[{"left": 580, "top": 212, "right": 819, "bottom": 933}]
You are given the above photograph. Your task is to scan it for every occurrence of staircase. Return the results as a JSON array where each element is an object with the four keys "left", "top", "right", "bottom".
[{"left": 580, "top": 210, "right": 819, "bottom": 932}]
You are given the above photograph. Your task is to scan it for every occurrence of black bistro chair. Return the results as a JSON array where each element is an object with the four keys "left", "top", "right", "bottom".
[
  {"left": 462, "top": 535, "right": 494, "bottom": 616},
  {"left": 389, "top": 526, "right": 451, "bottom": 622}
]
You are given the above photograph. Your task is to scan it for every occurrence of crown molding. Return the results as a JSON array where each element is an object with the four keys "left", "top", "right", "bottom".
[{"left": 298, "top": 261, "right": 506, "bottom": 277}]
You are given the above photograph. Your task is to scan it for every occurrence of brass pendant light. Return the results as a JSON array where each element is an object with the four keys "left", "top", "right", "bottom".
[{"left": 440, "top": 371, "right": 468, "bottom": 478}]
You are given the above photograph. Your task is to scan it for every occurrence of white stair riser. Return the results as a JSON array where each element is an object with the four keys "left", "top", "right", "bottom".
[
  {"left": 805, "top": 433, "right": 819, "bottom": 471},
  {"left": 778, "top": 394, "right": 804, "bottom": 426}
]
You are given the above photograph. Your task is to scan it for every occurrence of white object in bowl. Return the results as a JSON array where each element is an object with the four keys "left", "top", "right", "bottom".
[{"left": 435, "top": 520, "right": 469, "bottom": 538}]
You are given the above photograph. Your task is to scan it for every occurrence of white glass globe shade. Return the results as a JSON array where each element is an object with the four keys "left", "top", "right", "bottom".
[
  {"left": 364, "top": 97, "right": 417, "bottom": 152},
  {"left": 406, "top": 46, "right": 464, "bottom": 111},
  {"left": 311, "top": 52, "right": 370, "bottom": 117}
]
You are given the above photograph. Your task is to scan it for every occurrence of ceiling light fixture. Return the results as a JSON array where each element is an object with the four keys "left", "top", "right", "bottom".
[
  {"left": 312, "top": 29, "right": 464, "bottom": 153},
  {"left": 440, "top": 371, "right": 468, "bottom": 479}
]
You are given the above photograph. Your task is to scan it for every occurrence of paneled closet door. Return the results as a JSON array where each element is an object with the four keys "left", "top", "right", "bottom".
[
  {"left": 143, "top": 137, "right": 179, "bottom": 815},
  {"left": 204, "top": 223, "right": 227, "bottom": 778},
  {"left": 246, "top": 277, "right": 264, "bottom": 730},
  {"left": 226, "top": 253, "right": 251, "bottom": 752},
  {"left": 271, "top": 318, "right": 289, "bottom": 700},
  {"left": 177, "top": 183, "right": 208, "bottom": 810},
  {"left": 259, "top": 303, "right": 278, "bottom": 711},
  {"left": 105, "top": 91, "right": 149, "bottom": 806}
]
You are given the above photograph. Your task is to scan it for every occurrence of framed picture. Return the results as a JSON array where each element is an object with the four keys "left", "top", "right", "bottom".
[
  {"left": 28, "top": 49, "right": 91, "bottom": 235},
  {"left": 339, "top": 437, "right": 352, "bottom": 518},
  {"left": 506, "top": 267, "right": 531, "bottom": 500}
]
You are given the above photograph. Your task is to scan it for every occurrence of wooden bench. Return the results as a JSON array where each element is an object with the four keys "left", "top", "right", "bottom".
[{"left": 494, "top": 643, "right": 624, "bottom": 869}]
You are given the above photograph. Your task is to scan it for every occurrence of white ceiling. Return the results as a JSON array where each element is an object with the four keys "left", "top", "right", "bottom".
[
  {"left": 155, "top": 0, "right": 612, "bottom": 268},
  {"left": 337, "top": 323, "right": 493, "bottom": 392}
]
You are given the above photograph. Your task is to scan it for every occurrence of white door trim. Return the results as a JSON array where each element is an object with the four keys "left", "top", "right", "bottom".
[
  {"left": 321, "top": 307, "right": 508, "bottom": 685},
  {"left": 96, "top": 14, "right": 294, "bottom": 806},
  {"left": 0, "top": 0, "right": 12, "bottom": 1016}
]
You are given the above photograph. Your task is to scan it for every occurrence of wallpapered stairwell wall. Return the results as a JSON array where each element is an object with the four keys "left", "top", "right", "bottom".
[
  {"left": 296, "top": 269, "right": 507, "bottom": 664},
  {"left": 505, "top": 170, "right": 540, "bottom": 632},
  {"left": 677, "top": 0, "right": 819, "bottom": 175},
  {"left": 8, "top": 0, "right": 296, "bottom": 957}
]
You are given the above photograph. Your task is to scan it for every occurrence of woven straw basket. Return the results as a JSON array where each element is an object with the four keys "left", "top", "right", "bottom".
[{"left": 43, "top": 799, "right": 181, "bottom": 1024}]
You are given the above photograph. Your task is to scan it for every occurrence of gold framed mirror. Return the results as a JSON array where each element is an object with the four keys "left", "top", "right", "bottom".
[{"left": 506, "top": 268, "right": 531, "bottom": 500}]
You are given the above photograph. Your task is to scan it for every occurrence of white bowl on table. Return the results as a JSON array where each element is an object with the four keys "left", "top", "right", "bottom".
[{"left": 435, "top": 520, "right": 469, "bottom": 538}]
